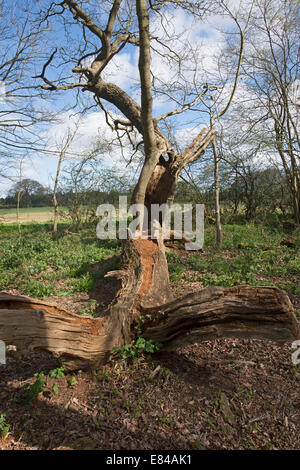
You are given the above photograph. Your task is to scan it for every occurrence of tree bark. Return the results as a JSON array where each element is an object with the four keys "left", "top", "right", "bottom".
[{"left": 212, "top": 136, "right": 223, "bottom": 247}]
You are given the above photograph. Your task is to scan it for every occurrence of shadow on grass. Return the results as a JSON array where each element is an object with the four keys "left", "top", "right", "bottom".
[{"left": 79, "top": 255, "right": 122, "bottom": 317}]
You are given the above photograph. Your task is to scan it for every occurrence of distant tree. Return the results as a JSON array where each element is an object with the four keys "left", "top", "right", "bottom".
[
  {"left": 226, "top": 165, "right": 288, "bottom": 222},
  {"left": 239, "top": 0, "right": 300, "bottom": 222},
  {"left": 61, "top": 157, "right": 131, "bottom": 226},
  {"left": 6, "top": 178, "right": 50, "bottom": 207}
]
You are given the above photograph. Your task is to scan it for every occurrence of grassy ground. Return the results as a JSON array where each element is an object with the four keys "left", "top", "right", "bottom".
[
  {"left": 0, "top": 222, "right": 121, "bottom": 314},
  {"left": 0, "top": 207, "right": 55, "bottom": 215},
  {"left": 0, "top": 207, "right": 67, "bottom": 224},
  {"left": 167, "top": 223, "right": 300, "bottom": 301},
  {"left": 0, "top": 221, "right": 298, "bottom": 313},
  {"left": 0, "top": 220, "right": 299, "bottom": 450}
]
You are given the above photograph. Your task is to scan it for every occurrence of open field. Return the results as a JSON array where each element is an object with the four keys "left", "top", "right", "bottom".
[
  {"left": 0, "top": 221, "right": 299, "bottom": 450},
  {"left": 0, "top": 207, "right": 67, "bottom": 224}
]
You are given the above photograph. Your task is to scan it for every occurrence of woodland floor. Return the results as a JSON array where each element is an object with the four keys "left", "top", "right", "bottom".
[{"left": 0, "top": 221, "right": 299, "bottom": 450}]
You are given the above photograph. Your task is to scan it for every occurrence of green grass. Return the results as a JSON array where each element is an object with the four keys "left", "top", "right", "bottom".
[
  {"left": 167, "top": 223, "right": 300, "bottom": 296},
  {"left": 0, "top": 221, "right": 298, "bottom": 306},
  {"left": 0, "top": 222, "right": 121, "bottom": 299}
]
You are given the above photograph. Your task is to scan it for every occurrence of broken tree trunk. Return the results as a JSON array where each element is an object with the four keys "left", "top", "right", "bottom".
[{"left": 0, "top": 238, "right": 299, "bottom": 370}]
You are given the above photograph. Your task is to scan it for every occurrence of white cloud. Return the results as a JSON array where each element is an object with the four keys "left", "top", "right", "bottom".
[
  {"left": 36, "top": 108, "right": 144, "bottom": 184},
  {"left": 102, "top": 51, "right": 139, "bottom": 89},
  {"left": 42, "top": 110, "right": 114, "bottom": 157},
  {"left": 0, "top": 81, "right": 6, "bottom": 103},
  {"left": 175, "top": 122, "right": 210, "bottom": 151}
]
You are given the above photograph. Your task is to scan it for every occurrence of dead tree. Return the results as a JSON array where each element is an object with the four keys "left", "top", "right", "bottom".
[
  {"left": 0, "top": 1, "right": 299, "bottom": 369},
  {"left": 0, "top": 275, "right": 299, "bottom": 370}
]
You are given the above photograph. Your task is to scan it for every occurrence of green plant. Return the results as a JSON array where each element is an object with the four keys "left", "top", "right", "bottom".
[
  {"left": 52, "top": 384, "right": 59, "bottom": 396},
  {"left": 160, "top": 416, "right": 174, "bottom": 426},
  {"left": 264, "top": 442, "right": 275, "bottom": 450},
  {"left": 49, "top": 367, "right": 65, "bottom": 379},
  {"left": 163, "top": 368, "right": 172, "bottom": 377},
  {"left": 0, "top": 223, "right": 120, "bottom": 300},
  {"left": 251, "top": 422, "right": 261, "bottom": 433},
  {"left": 134, "top": 313, "right": 153, "bottom": 334},
  {"left": 203, "top": 413, "right": 217, "bottom": 430},
  {"left": 94, "top": 367, "right": 112, "bottom": 381},
  {"left": 212, "top": 389, "right": 222, "bottom": 407},
  {"left": 23, "top": 372, "right": 46, "bottom": 404},
  {"left": 68, "top": 376, "right": 77, "bottom": 387},
  {"left": 194, "top": 439, "right": 202, "bottom": 450},
  {"left": 133, "top": 405, "right": 141, "bottom": 419},
  {"left": 122, "top": 399, "right": 131, "bottom": 410},
  {"left": 0, "top": 413, "right": 10, "bottom": 438},
  {"left": 78, "top": 299, "right": 99, "bottom": 317},
  {"left": 243, "top": 438, "right": 255, "bottom": 449},
  {"left": 113, "top": 337, "right": 162, "bottom": 361},
  {"left": 74, "top": 273, "right": 94, "bottom": 292},
  {"left": 24, "top": 280, "right": 54, "bottom": 298},
  {"left": 168, "top": 263, "right": 185, "bottom": 282}
]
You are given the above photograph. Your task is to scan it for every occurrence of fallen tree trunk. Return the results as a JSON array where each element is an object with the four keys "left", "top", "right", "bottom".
[
  {"left": 139, "top": 285, "right": 300, "bottom": 347},
  {"left": 0, "top": 239, "right": 299, "bottom": 370}
]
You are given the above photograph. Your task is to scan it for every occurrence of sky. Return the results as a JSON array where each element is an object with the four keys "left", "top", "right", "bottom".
[{"left": 0, "top": 0, "right": 259, "bottom": 196}]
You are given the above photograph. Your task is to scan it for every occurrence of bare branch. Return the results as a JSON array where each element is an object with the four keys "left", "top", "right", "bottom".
[{"left": 64, "top": 0, "right": 104, "bottom": 41}]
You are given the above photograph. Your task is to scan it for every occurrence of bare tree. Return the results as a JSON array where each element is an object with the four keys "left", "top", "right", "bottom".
[
  {"left": 0, "top": 0, "right": 60, "bottom": 203},
  {"left": 0, "top": 0, "right": 299, "bottom": 369},
  {"left": 237, "top": 0, "right": 300, "bottom": 222},
  {"left": 201, "top": 0, "right": 256, "bottom": 246},
  {"left": 16, "top": 159, "right": 24, "bottom": 241},
  {"left": 52, "top": 119, "right": 82, "bottom": 233},
  {"left": 0, "top": 1, "right": 52, "bottom": 154}
]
